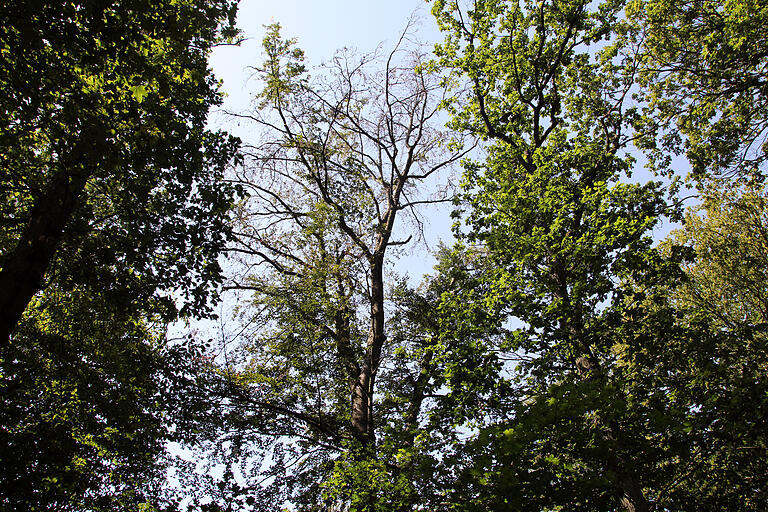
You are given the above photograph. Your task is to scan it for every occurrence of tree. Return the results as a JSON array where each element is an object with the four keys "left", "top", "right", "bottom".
[
  {"left": 0, "top": 278, "right": 221, "bottom": 511},
  {"left": 670, "top": 186, "right": 768, "bottom": 328},
  {"left": 431, "top": 0, "right": 768, "bottom": 511},
  {"left": 624, "top": 5, "right": 768, "bottom": 503},
  {"left": 627, "top": 0, "right": 768, "bottom": 183},
  {"left": 653, "top": 187, "right": 768, "bottom": 510},
  {"left": 0, "top": 0, "right": 241, "bottom": 345},
  {"left": 0, "top": 0, "right": 240, "bottom": 508},
  {"left": 174, "top": 23, "right": 477, "bottom": 510},
  {"left": 431, "top": 0, "right": 690, "bottom": 510}
]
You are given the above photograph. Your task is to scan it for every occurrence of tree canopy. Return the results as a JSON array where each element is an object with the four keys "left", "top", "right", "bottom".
[
  {"left": 0, "top": 0, "right": 240, "bottom": 345},
  {"left": 3, "top": 0, "right": 768, "bottom": 511}
]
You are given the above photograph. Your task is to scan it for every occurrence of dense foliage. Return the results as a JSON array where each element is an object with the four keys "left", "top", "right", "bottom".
[
  {"left": 628, "top": 0, "right": 768, "bottom": 182},
  {"left": 431, "top": 0, "right": 767, "bottom": 510},
  {"left": 0, "top": 0, "right": 239, "bottom": 509}
]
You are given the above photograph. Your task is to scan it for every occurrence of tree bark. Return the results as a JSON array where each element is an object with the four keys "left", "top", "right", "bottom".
[
  {"left": 349, "top": 256, "right": 385, "bottom": 446},
  {"left": 0, "top": 168, "right": 88, "bottom": 346}
]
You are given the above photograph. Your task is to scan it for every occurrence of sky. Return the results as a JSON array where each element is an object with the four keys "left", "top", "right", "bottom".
[{"left": 210, "top": 0, "right": 442, "bottom": 115}]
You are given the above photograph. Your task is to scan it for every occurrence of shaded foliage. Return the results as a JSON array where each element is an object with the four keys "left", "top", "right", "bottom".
[
  {"left": 0, "top": 0, "right": 241, "bottom": 345},
  {"left": 0, "top": 0, "right": 240, "bottom": 509}
]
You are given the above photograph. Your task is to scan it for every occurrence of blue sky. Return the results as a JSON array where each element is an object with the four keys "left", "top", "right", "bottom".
[{"left": 210, "top": 0, "right": 442, "bottom": 115}]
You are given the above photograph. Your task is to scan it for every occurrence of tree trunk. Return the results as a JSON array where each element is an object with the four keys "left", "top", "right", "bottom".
[
  {"left": 618, "top": 473, "right": 650, "bottom": 512},
  {"left": 0, "top": 168, "right": 88, "bottom": 346},
  {"left": 552, "top": 266, "right": 650, "bottom": 512},
  {"left": 350, "top": 370, "right": 372, "bottom": 442},
  {"left": 349, "top": 256, "right": 385, "bottom": 446}
]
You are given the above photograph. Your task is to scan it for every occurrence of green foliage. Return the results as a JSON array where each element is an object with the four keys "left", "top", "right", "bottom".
[
  {"left": 670, "top": 186, "right": 768, "bottom": 327},
  {"left": 628, "top": 0, "right": 768, "bottom": 183},
  {"left": 654, "top": 188, "right": 768, "bottom": 509},
  {"left": 0, "top": 284, "right": 169, "bottom": 510},
  {"left": 321, "top": 442, "right": 412, "bottom": 512},
  {"left": 9, "top": 1, "right": 763, "bottom": 509},
  {"left": 431, "top": 1, "right": 733, "bottom": 511},
  {"left": 430, "top": 0, "right": 768, "bottom": 510},
  {"left": 172, "top": 3, "right": 768, "bottom": 510},
  {"left": 157, "top": 2, "right": 768, "bottom": 510}
]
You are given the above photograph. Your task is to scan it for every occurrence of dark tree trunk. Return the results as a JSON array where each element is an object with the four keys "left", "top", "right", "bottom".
[
  {"left": 349, "top": 257, "right": 385, "bottom": 446},
  {"left": 0, "top": 168, "right": 87, "bottom": 346},
  {"left": 618, "top": 473, "right": 650, "bottom": 512}
]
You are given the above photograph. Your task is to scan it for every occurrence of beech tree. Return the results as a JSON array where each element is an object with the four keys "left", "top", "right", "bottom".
[{"left": 175, "top": 24, "right": 478, "bottom": 510}]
